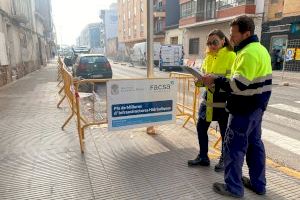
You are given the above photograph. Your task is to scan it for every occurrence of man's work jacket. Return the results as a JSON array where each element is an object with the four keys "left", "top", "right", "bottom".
[
  {"left": 199, "top": 47, "right": 236, "bottom": 121},
  {"left": 214, "top": 35, "right": 272, "bottom": 114}
]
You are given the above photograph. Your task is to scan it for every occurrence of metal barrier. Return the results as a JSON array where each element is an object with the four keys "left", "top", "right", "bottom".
[
  {"left": 169, "top": 72, "right": 201, "bottom": 127},
  {"left": 57, "top": 58, "right": 87, "bottom": 131},
  {"left": 56, "top": 57, "right": 222, "bottom": 153},
  {"left": 169, "top": 71, "right": 222, "bottom": 150}
]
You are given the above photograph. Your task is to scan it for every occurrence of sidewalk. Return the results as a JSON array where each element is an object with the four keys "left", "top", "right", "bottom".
[
  {"left": 0, "top": 61, "right": 299, "bottom": 200},
  {"left": 272, "top": 70, "right": 300, "bottom": 86}
]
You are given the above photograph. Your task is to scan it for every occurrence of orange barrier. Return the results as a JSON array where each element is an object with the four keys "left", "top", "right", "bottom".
[
  {"left": 169, "top": 72, "right": 201, "bottom": 127},
  {"left": 56, "top": 57, "right": 221, "bottom": 153},
  {"left": 169, "top": 71, "right": 222, "bottom": 149}
]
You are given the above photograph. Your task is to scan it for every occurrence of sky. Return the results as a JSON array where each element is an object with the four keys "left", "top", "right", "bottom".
[{"left": 51, "top": 0, "right": 117, "bottom": 46}]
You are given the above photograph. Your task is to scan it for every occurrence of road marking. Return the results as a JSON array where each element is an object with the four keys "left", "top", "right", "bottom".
[
  {"left": 263, "top": 112, "right": 300, "bottom": 130},
  {"left": 210, "top": 128, "right": 300, "bottom": 179},
  {"left": 262, "top": 128, "right": 300, "bottom": 156},
  {"left": 269, "top": 103, "right": 300, "bottom": 115}
]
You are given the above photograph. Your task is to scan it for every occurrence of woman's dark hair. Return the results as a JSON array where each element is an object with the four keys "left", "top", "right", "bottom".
[
  {"left": 230, "top": 15, "right": 255, "bottom": 35},
  {"left": 208, "top": 29, "right": 233, "bottom": 51}
]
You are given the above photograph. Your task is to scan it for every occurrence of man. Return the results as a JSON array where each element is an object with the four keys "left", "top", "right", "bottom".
[{"left": 202, "top": 16, "right": 272, "bottom": 198}]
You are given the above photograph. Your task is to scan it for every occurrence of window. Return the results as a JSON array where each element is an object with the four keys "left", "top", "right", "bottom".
[
  {"left": 218, "top": 0, "right": 248, "bottom": 10},
  {"left": 189, "top": 38, "right": 199, "bottom": 54},
  {"left": 275, "top": 12, "right": 283, "bottom": 18},
  {"left": 180, "top": 1, "right": 197, "bottom": 18},
  {"left": 171, "top": 37, "right": 178, "bottom": 45}
]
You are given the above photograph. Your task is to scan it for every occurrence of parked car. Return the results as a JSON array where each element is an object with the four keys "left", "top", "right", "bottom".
[{"left": 73, "top": 54, "right": 113, "bottom": 79}]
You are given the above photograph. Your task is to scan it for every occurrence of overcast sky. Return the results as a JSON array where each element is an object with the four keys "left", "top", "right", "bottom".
[{"left": 51, "top": 0, "right": 116, "bottom": 46}]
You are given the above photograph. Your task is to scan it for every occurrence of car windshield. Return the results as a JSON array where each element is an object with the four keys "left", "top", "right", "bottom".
[{"left": 80, "top": 56, "right": 107, "bottom": 64}]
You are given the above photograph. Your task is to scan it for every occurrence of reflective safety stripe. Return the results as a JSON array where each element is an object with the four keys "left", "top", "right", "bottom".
[
  {"left": 206, "top": 90, "right": 213, "bottom": 122},
  {"left": 232, "top": 84, "right": 272, "bottom": 96},
  {"left": 202, "top": 100, "right": 226, "bottom": 108},
  {"left": 233, "top": 74, "right": 272, "bottom": 86}
]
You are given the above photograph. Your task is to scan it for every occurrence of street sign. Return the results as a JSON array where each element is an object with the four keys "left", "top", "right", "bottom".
[{"left": 107, "top": 79, "right": 177, "bottom": 131}]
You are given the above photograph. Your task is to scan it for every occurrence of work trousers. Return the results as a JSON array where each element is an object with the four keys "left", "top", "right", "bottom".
[
  {"left": 223, "top": 108, "right": 266, "bottom": 197},
  {"left": 197, "top": 104, "right": 228, "bottom": 159}
]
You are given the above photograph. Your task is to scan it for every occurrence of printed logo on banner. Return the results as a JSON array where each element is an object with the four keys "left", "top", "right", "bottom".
[{"left": 111, "top": 84, "right": 119, "bottom": 95}]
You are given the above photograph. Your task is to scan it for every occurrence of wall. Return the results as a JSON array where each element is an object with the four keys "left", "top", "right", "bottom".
[
  {"left": 165, "top": 0, "right": 180, "bottom": 28},
  {"left": 282, "top": 0, "right": 300, "bottom": 17},
  {"left": 183, "top": 17, "right": 263, "bottom": 64},
  {"left": 0, "top": 0, "right": 54, "bottom": 86},
  {"left": 165, "top": 28, "right": 184, "bottom": 44}
]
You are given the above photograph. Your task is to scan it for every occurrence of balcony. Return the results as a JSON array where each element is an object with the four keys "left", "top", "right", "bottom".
[
  {"left": 179, "top": 11, "right": 216, "bottom": 26},
  {"left": 217, "top": 0, "right": 256, "bottom": 18},
  {"left": 154, "top": 29, "right": 165, "bottom": 35},
  {"left": 153, "top": 4, "right": 166, "bottom": 18},
  {"left": 11, "top": 0, "right": 30, "bottom": 24}
]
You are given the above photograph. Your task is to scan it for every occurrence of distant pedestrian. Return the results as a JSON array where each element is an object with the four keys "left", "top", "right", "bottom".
[
  {"left": 187, "top": 29, "right": 236, "bottom": 172},
  {"left": 202, "top": 15, "right": 272, "bottom": 198}
]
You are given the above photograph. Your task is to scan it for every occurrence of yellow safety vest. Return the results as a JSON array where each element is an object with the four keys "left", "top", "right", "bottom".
[{"left": 200, "top": 47, "right": 236, "bottom": 122}]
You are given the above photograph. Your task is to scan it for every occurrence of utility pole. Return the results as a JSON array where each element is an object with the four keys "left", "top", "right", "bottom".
[
  {"left": 146, "top": 0, "right": 156, "bottom": 135},
  {"left": 146, "top": 0, "right": 154, "bottom": 78}
]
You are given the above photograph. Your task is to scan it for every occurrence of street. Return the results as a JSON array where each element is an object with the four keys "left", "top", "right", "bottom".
[{"left": 110, "top": 62, "right": 300, "bottom": 172}]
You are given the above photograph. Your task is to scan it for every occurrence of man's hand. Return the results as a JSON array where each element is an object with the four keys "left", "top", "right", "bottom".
[
  {"left": 194, "top": 78, "right": 202, "bottom": 87},
  {"left": 202, "top": 74, "right": 215, "bottom": 87}
]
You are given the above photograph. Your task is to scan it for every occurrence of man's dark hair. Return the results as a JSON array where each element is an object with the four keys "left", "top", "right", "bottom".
[{"left": 230, "top": 15, "right": 255, "bottom": 35}]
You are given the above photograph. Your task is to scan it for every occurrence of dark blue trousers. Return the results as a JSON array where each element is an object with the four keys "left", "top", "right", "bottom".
[
  {"left": 197, "top": 104, "right": 228, "bottom": 158},
  {"left": 223, "top": 108, "right": 266, "bottom": 197}
]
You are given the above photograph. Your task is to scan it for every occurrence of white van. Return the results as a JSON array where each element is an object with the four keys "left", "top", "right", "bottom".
[
  {"left": 159, "top": 45, "right": 184, "bottom": 71},
  {"left": 130, "top": 42, "right": 161, "bottom": 66}
]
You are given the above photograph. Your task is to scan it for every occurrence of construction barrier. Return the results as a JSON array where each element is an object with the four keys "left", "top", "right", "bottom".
[
  {"left": 169, "top": 71, "right": 222, "bottom": 149},
  {"left": 169, "top": 72, "right": 201, "bottom": 127},
  {"left": 56, "top": 57, "right": 221, "bottom": 153}
]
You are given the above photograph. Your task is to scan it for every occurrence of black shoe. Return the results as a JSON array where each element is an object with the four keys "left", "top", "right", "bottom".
[
  {"left": 242, "top": 176, "right": 266, "bottom": 195},
  {"left": 213, "top": 182, "right": 243, "bottom": 198},
  {"left": 214, "top": 156, "right": 224, "bottom": 172},
  {"left": 187, "top": 155, "right": 210, "bottom": 166}
]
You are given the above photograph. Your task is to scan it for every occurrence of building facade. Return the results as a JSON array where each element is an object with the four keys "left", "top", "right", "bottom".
[
  {"left": 164, "top": 0, "right": 184, "bottom": 45},
  {"left": 77, "top": 23, "right": 101, "bottom": 52},
  {"left": 117, "top": 0, "right": 166, "bottom": 53},
  {"left": 179, "top": 0, "right": 264, "bottom": 65},
  {"left": 261, "top": 0, "right": 300, "bottom": 70},
  {"left": 0, "top": 0, "right": 55, "bottom": 87},
  {"left": 99, "top": 3, "right": 118, "bottom": 56}
]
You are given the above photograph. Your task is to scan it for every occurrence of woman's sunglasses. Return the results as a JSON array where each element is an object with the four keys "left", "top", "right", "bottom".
[{"left": 207, "top": 40, "right": 219, "bottom": 46}]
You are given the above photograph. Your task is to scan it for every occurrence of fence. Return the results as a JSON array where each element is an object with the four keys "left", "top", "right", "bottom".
[{"left": 57, "top": 58, "right": 222, "bottom": 153}]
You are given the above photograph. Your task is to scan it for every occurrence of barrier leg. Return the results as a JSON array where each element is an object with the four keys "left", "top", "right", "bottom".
[
  {"left": 58, "top": 85, "right": 64, "bottom": 94},
  {"left": 62, "top": 112, "right": 74, "bottom": 130},
  {"left": 79, "top": 127, "right": 85, "bottom": 153},
  {"left": 182, "top": 116, "right": 191, "bottom": 127},
  {"left": 213, "top": 136, "right": 222, "bottom": 149},
  {"left": 57, "top": 79, "right": 63, "bottom": 87},
  {"left": 57, "top": 95, "right": 66, "bottom": 108}
]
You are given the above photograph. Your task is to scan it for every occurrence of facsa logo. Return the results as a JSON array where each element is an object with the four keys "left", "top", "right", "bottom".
[{"left": 150, "top": 84, "right": 171, "bottom": 91}]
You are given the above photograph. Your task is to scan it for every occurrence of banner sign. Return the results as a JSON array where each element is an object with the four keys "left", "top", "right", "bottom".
[{"left": 107, "top": 79, "right": 177, "bottom": 131}]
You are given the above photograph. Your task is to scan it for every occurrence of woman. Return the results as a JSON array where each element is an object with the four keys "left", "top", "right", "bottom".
[{"left": 188, "top": 29, "right": 236, "bottom": 172}]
